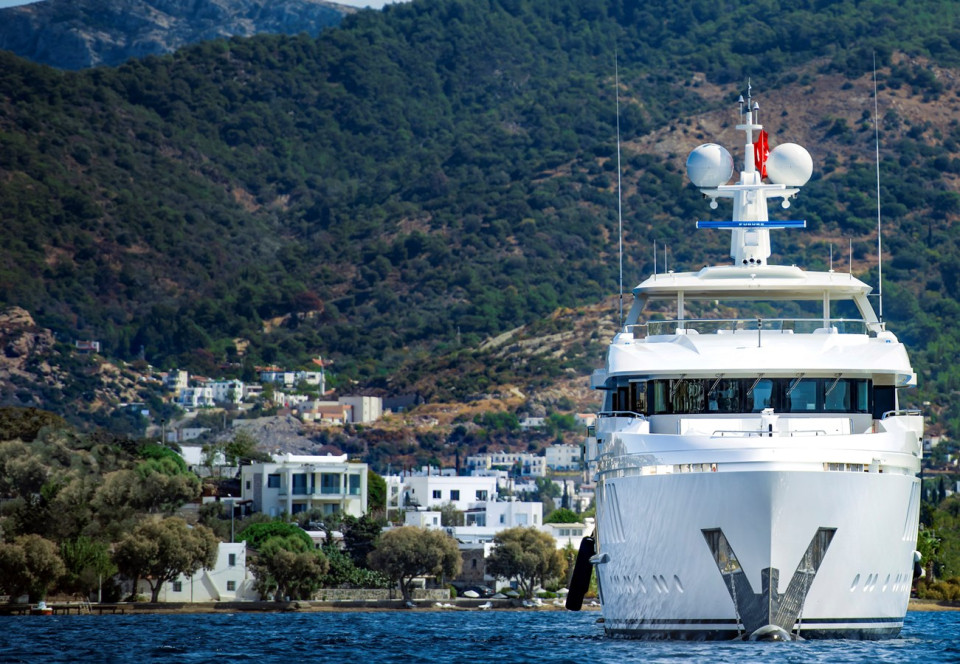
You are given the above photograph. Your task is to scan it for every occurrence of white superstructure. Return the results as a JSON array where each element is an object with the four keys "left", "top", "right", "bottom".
[{"left": 577, "top": 91, "right": 923, "bottom": 640}]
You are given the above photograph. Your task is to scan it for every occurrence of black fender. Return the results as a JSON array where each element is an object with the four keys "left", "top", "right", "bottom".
[{"left": 565, "top": 536, "right": 596, "bottom": 611}]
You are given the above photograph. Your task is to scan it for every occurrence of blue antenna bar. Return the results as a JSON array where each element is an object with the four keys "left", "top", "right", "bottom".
[{"left": 696, "top": 220, "right": 807, "bottom": 229}]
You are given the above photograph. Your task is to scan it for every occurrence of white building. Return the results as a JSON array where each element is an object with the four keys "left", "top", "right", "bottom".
[
  {"left": 209, "top": 379, "right": 244, "bottom": 405},
  {"left": 241, "top": 454, "right": 368, "bottom": 517},
  {"left": 519, "top": 416, "right": 545, "bottom": 430},
  {"left": 137, "top": 542, "right": 257, "bottom": 602},
  {"left": 541, "top": 518, "right": 595, "bottom": 551},
  {"left": 402, "top": 475, "right": 497, "bottom": 512},
  {"left": 179, "top": 444, "right": 224, "bottom": 468},
  {"left": 179, "top": 386, "right": 215, "bottom": 409},
  {"left": 574, "top": 413, "right": 597, "bottom": 428},
  {"left": 545, "top": 443, "right": 581, "bottom": 470},
  {"left": 465, "top": 451, "right": 546, "bottom": 477},
  {"left": 404, "top": 510, "right": 443, "bottom": 529},
  {"left": 299, "top": 400, "right": 352, "bottom": 424},
  {"left": 384, "top": 475, "right": 405, "bottom": 520},
  {"left": 339, "top": 395, "right": 382, "bottom": 423},
  {"left": 272, "top": 391, "right": 310, "bottom": 409},
  {"left": 164, "top": 370, "right": 189, "bottom": 395},
  {"left": 470, "top": 499, "right": 542, "bottom": 529},
  {"left": 259, "top": 370, "right": 326, "bottom": 393},
  {"left": 452, "top": 499, "right": 544, "bottom": 543}
]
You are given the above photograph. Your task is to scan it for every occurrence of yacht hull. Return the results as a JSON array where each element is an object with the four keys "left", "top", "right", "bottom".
[{"left": 595, "top": 467, "right": 920, "bottom": 639}]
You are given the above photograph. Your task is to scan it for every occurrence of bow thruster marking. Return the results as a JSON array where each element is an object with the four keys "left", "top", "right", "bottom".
[{"left": 702, "top": 527, "right": 836, "bottom": 636}]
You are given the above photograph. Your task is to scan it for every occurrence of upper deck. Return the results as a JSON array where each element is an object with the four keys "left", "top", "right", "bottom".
[{"left": 626, "top": 264, "right": 881, "bottom": 334}]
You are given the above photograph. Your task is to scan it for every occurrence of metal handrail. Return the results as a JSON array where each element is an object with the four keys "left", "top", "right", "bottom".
[
  {"left": 597, "top": 411, "right": 647, "bottom": 419},
  {"left": 628, "top": 317, "right": 869, "bottom": 337},
  {"left": 711, "top": 429, "right": 828, "bottom": 437},
  {"left": 881, "top": 409, "right": 922, "bottom": 419}
]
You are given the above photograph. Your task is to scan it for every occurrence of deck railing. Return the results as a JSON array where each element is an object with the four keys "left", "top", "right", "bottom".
[{"left": 627, "top": 317, "right": 869, "bottom": 337}]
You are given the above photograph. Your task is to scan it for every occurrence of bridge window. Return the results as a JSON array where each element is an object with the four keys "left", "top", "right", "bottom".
[{"left": 621, "top": 377, "right": 873, "bottom": 415}]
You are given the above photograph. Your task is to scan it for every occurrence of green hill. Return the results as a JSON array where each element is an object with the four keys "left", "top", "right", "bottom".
[{"left": 2, "top": 0, "right": 960, "bottom": 434}]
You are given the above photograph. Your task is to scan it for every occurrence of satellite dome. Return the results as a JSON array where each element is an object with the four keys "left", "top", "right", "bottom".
[
  {"left": 686, "top": 144, "right": 734, "bottom": 188},
  {"left": 765, "top": 143, "right": 813, "bottom": 186}
]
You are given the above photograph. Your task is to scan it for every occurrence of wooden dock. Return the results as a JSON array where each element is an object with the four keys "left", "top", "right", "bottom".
[{"left": 0, "top": 602, "right": 126, "bottom": 616}]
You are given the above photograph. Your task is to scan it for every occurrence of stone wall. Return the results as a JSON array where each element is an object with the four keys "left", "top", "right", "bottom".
[{"left": 315, "top": 588, "right": 451, "bottom": 601}]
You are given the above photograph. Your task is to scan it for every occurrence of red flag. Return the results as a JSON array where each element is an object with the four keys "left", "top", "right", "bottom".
[{"left": 754, "top": 130, "right": 769, "bottom": 178}]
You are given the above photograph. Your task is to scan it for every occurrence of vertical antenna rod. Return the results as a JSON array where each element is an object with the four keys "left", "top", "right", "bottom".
[
  {"left": 615, "top": 55, "right": 624, "bottom": 329},
  {"left": 873, "top": 53, "right": 884, "bottom": 322}
]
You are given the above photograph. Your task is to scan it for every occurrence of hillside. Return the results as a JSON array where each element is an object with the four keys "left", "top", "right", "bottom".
[
  {"left": 2, "top": 0, "right": 960, "bottom": 439},
  {"left": 0, "top": 0, "right": 349, "bottom": 69}
]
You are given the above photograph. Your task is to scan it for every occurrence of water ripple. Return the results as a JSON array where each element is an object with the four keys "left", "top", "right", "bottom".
[{"left": 0, "top": 610, "right": 956, "bottom": 664}]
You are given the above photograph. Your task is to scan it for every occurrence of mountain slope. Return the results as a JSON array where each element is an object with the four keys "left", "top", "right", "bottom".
[
  {"left": 0, "top": 0, "right": 348, "bottom": 69},
  {"left": 1, "top": 0, "right": 960, "bottom": 432}
]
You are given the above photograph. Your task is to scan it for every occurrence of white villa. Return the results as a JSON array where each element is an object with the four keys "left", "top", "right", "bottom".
[
  {"left": 400, "top": 474, "right": 498, "bottom": 512},
  {"left": 541, "top": 518, "right": 595, "bottom": 551},
  {"left": 137, "top": 542, "right": 257, "bottom": 602},
  {"left": 464, "top": 451, "right": 546, "bottom": 477},
  {"left": 178, "top": 386, "right": 215, "bottom": 409},
  {"left": 240, "top": 454, "right": 368, "bottom": 517},
  {"left": 259, "top": 369, "right": 326, "bottom": 392},
  {"left": 544, "top": 443, "right": 581, "bottom": 471},
  {"left": 209, "top": 379, "right": 244, "bottom": 405}
]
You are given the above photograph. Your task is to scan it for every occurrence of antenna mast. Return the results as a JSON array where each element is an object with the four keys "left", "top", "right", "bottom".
[
  {"left": 873, "top": 53, "right": 884, "bottom": 322},
  {"left": 615, "top": 55, "right": 624, "bottom": 329}
]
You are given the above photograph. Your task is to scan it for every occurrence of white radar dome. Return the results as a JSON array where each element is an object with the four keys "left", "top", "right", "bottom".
[
  {"left": 686, "top": 143, "right": 734, "bottom": 187},
  {"left": 765, "top": 143, "right": 813, "bottom": 186}
]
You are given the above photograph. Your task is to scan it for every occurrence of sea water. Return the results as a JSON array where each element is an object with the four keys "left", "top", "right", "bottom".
[{"left": 1, "top": 609, "right": 958, "bottom": 663}]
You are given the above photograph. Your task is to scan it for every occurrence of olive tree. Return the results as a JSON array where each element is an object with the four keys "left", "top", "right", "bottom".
[
  {"left": 0, "top": 534, "right": 66, "bottom": 602},
  {"left": 113, "top": 516, "right": 218, "bottom": 602},
  {"left": 486, "top": 527, "right": 566, "bottom": 599},
  {"left": 249, "top": 535, "right": 328, "bottom": 601},
  {"left": 367, "top": 526, "right": 461, "bottom": 602}
]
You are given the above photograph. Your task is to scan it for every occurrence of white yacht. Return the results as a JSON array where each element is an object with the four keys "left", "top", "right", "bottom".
[{"left": 567, "top": 93, "right": 924, "bottom": 640}]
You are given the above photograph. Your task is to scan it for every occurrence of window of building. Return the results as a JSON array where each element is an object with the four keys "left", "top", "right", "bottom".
[
  {"left": 472, "top": 559, "right": 477, "bottom": 568},
  {"left": 450, "top": 490, "right": 460, "bottom": 501},
  {"left": 267, "top": 474, "right": 281, "bottom": 489},
  {"left": 476, "top": 490, "right": 488, "bottom": 501},
  {"left": 348, "top": 474, "right": 361, "bottom": 496},
  {"left": 226, "top": 581, "right": 236, "bottom": 592},
  {"left": 321, "top": 473, "right": 340, "bottom": 495},
  {"left": 292, "top": 473, "right": 308, "bottom": 494},
  {"left": 173, "top": 581, "right": 183, "bottom": 592},
  {"left": 245, "top": 480, "right": 251, "bottom": 490},
  {"left": 433, "top": 490, "right": 442, "bottom": 499},
  {"left": 228, "top": 554, "right": 236, "bottom": 567},
  {"left": 499, "top": 514, "right": 505, "bottom": 524}
]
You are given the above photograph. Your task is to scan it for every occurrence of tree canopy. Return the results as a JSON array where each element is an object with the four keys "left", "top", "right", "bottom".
[
  {"left": 238, "top": 521, "right": 314, "bottom": 551},
  {"left": 367, "top": 526, "right": 461, "bottom": 601},
  {"left": 486, "top": 526, "right": 566, "bottom": 599},
  {"left": 544, "top": 507, "right": 580, "bottom": 524},
  {"left": 0, "top": 534, "right": 66, "bottom": 602},
  {"left": 112, "top": 516, "right": 218, "bottom": 602},
  {"left": 249, "top": 534, "right": 329, "bottom": 601}
]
